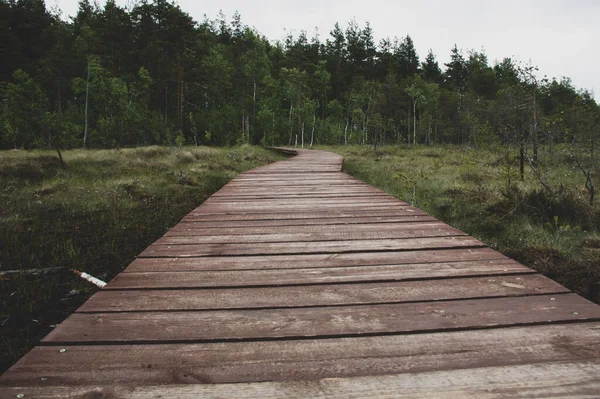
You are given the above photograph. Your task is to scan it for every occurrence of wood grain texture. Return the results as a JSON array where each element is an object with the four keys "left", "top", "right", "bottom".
[
  {"left": 4, "top": 361, "right": 599, "bottom": 398},
  {"left": 182, "top": 208, "right": 428, "bottom": 221},
  {"left": 140, "top": 236, "right": 486, "bottom": 257},
  {"left": 2, "top": 147, "right": 600, "bottom": 398},
  {"left": 79, "top": 274, "right": 569, "bottom": 312},
  {"left": 165, "top": 221, "right": 453, "bottom": 236},
  {"left": 124, "top": 248, "right": 512, "bottom": 272},
  {"left": 43, "top": 294, "right": 600, "bottom": 343},
  {"left": 114, "top": 260, "right": 531, "bottom": 288},
  {"left": 175, "top": 215, "right": 438, "bottom": 228},
  {"left": 155, "top": 227, "right": 467, "bottom": 245},
  {"left": 2, "top": 323, "right": 600, "bottom": 386}
]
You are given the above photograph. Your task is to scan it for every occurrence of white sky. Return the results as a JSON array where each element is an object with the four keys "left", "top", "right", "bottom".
[{"left": 48, "top": 0, "right": 600, "bottom": 102}]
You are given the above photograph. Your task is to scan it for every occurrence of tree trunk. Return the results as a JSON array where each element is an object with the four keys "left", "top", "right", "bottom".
[
  {"left": 245, "top": 114, "right": 250, "bottom": 144},
  {"left": 407, "top": 101, "right": 410, "bottom": 144},
  {"left": 413, "top": 99, "right": 417, "bottom": 146},
  {"left": 178, "top": 63, "right": 184, "bottom": 129},
  {"left": 241, "top": 110, "right": 246, "bottom": 143},
  {"left": 344, "top": 119, "right": 348, "bottom": 145},
  {"left": 83, "top": 58, "right": 90, "bottom": 148},
  {"left": 519, "top": 141, "right": 525, "bottom": 180},
  {"left": 435, "top": 108, "right": 439, "bottom": 143},
  {"left": 54, "top": 140, "right": 66, "bottom": 169},
  {"left": 532, "top": 85, "right": 538, "bottom": 166},
  {"left": 428, "top": 114, "right": 432, "bottom": 145},
  {"left": 252, "top": 79, "right": 256, "bottom": 137},
  {"left": 310, "top": 114, "right": 315, "bottom": 147},
  {"left": 164, "top": 83, "right": 168, "bottom": 123},
  {"left": 297, "top": 85, "right": 302, "bottom": 148},
  {"left": 288, "top": 103, "right": 293, "bottom": 145},
  {"left": 270, "top": 112, "right": 274, "bottom": 146},
  {"left": 301, "top": 121, "right": 305, "bottom": 148}
]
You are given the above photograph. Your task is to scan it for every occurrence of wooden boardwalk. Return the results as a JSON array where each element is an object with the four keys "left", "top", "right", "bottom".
[{"left": 2, "top": 148, "right": 600, "bottom": 397}]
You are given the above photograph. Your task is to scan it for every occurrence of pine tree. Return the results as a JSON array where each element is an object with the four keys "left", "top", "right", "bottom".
[
  {"left": 421, "top": 49, "right": 443, "bottom": 84},
  {"left": 444, "top": 44, "right": 466, "bottom": 91},
  {"left": 396, "top": 35, "right": 420, "bottom": 78}
]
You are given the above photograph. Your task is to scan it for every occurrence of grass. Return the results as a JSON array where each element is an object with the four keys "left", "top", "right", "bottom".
[
  {"left": 0, "top": 145, "right": 282, "bottom": 373},
  {"left": 318, "top": 144, "right": 600, "bottom": 305},
  {"left": 2, "top": 142, "right": 599, "bottom": 374}
]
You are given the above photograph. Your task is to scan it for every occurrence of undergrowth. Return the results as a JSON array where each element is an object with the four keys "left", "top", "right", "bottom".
[{"left": 0, "top": 145, "right": 281, "bottom": 373}]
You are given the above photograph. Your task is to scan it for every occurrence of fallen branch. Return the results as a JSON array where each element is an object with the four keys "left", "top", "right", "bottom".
[{"left": 73, "top": 270, "right": 107, "bottom": 288}]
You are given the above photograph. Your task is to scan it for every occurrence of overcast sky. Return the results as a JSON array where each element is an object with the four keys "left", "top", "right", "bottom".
[{"left": 48, "top": 0, "right": 600, "bottom": 101}]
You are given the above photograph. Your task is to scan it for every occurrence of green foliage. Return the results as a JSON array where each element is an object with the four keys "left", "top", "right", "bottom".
[{"left": 1, "top": 0, "right": 597, "bottom": 152}]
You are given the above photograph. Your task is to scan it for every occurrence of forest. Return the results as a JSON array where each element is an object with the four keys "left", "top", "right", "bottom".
[{"left": 2, "top": 0, "right": 599, "bottom": 157}]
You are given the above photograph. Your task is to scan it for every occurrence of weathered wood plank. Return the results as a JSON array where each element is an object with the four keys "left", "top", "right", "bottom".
[
  {"left": 114, "top": 260, "right": 531, "bottom": 289},
  {"left": 3, "top": 323, "right": 600, "bottom": 387},
  {"left": 176, "top": 215, "right": 437, "bottom": 229},
  {"left": 182, "top": 208, "right": 427, "bottom": 221},
  {"left": 125, "top": 248, "right": 512, "bottom": 272},
  {"left": 201, "top": 197, "right": 403, "bottom": 206},
  {"left": 155, "top": 227, "right": 466, "bottom": 245},
  {"left": 225, "top": 179, "right": 363, "bottom": 186},
  {"left": 5, "top": 360, "right": 599, "bottom": 398},
  {"left": 166, "top": 221, "right": 451, "bottom": 236},
  {"left": 43, "top": 294, "right": 600, "bottom": 343},
  {"left": 210, "top": 193, "right": 391, "bottom": 200},
  {"left": 139, "top": 236, "right": 485, "bottom": 257},
  {"left": 79, "top": 275, "right": 568, "bottom": 312},
  {"left": 194, "top": 204, "right": 410, "bottom": 214}
]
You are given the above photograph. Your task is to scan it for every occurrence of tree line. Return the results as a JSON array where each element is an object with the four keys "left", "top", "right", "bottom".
[{"left": 1, "top": 0, "right": 599, "bottom": 156}]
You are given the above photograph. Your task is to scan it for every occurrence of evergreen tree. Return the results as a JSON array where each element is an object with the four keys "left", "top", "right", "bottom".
[
  {"left": 396, "top": 35, "right": 420, "bottom": 78},
  {"left": 444, "top": 45, "right": 467, "bottom": 91},
  {"left": 421, "top": 49, "right": 443, "bottom": 84}
]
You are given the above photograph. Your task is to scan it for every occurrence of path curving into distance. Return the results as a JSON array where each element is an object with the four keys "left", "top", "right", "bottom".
[{"left": 2, "top": 148, "right": 600, "bottom": 397}]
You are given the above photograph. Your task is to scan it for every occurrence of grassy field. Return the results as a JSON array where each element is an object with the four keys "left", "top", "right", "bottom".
[
  {"left": 2, "top": 143, "right": 599, "bottom": 374},
  {"left": 0, "top": 145, "right": 282, "bottom": 373},
  {"left": 319, "top": 144, "right": 600, "bottom": 305}
]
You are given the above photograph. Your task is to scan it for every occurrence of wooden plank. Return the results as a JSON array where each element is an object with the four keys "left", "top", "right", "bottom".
[
  {"left": 199, "top": 200, "right": 406, "bottom": 209},
  {"left": 187, "top": 206, "right": 414, "bottom": 217},
  {"left": 114, "top": 260, "right": 531, "bottom": 289},
  {"left": 213, "top": 186, "right": 385, "bottom": 193},
  {"left": 210, "top": 193, "right": 391, "bottom": 200},
  {"left": 155, "top": 227, "right": 466, "bottom": 245},
  {"left": 139, "top": 236, "right": 485, "bottom": 257},
  {"left": 209, "top": 193, "right": 391, "bottom": 200},
  {"left": 232, "top": 175, "right": 354, "bottom": 182},
  {"left": 176, "top": 215, "right": 437, "bottom": 228},
  {"left": 79, "top": 275, "right": 568, "bottom": 312},
  {"left": 125, "top": 248, "right": 513, "bottom": 272},
  {"left": 205, "top": 190, "right": 394, "bottom": 200},
  {"left": 42, "top": 294, "right": 600, "bottom": 343},
  {"left": 165, "top": 221, "right": 457, "bottom": 236},
  {"left": 182, "top": 208, "right": 428, "bottom": 221},
  {"left": 225, "top": 179, "right": 363, "bottom": 186},
  {"left": 191, "top": 203, "right": 412, "bottom": 216},
  {"left": 5, "top": 360, "right": 599, "bottom": 398},
  {"left": 3, "top": 323, "right": 600, "bottom": 387}
]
